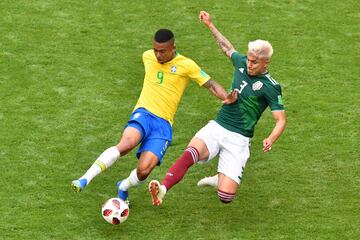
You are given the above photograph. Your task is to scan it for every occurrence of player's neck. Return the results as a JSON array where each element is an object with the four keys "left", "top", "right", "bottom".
[
  {"left": 260, "top": 67, "right": 268, "bottom": 75},
  {"left": 162, "top": 52, "right": 178, "bottom": 64}
]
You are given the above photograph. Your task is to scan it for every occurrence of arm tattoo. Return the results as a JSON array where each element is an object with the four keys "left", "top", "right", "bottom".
[
  {"left": 210, "top": 26, "right": 235, "bottom": 56},
  {"left": 203, "top": 79, "right": 227, "bottom": 100}
]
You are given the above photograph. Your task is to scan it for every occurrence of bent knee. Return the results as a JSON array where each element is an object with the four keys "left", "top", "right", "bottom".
[
  {"left": 136, "top": 166, "right": 153, "bottom": 181},
  {"left": 217, "top": 189, "right": 236, "bottom": 204},
  {"left": 137, "top": 170, "right": 150, "bottom": 180},
  {"left": 137, "top": 152, "right": 159, "bottom": 180},
  {"left": 118, "top": 136, "right": 138, "bottom": 151}
]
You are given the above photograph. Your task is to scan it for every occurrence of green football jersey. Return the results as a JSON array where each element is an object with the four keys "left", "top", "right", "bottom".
[{"left": 215, "top": 52, "right": 284, "bottom": 137}]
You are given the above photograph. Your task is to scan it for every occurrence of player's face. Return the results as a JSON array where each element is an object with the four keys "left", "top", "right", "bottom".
[
  {"left": 153, "top": 40, "right": 176, "bottom": 64},
  {"left": 246, "top": 52, "right": 269, "bottom": 76}
]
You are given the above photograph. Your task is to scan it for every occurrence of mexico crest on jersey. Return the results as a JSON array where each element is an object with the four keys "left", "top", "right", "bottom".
[{"left": 252, "top": 81, "right": 263, "bottom": 91}]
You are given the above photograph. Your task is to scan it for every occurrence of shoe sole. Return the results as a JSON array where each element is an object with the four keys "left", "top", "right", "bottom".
[
  {"left": 71, "top": 183, "right": 81, "bottom": 192},
  {"left": 149, "top": 181, "right": 161, "bottom": 206}
]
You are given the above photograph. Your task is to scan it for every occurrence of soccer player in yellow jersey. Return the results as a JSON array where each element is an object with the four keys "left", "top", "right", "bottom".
[{"left": 71, "top": 29, "right": 237, "bottom": 204}]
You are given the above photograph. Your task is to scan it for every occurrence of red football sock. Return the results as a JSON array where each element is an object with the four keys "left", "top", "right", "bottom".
[
  {"left": 218, "top": 189, "right": 236, "bottom": 204},
  {"left": 162, "top": 146, "right": 199, "bottom": 191}
]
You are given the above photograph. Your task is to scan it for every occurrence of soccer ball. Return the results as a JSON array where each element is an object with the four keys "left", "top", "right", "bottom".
[{"left": 101, "top": 198, "right": 129, "bottom": 225}]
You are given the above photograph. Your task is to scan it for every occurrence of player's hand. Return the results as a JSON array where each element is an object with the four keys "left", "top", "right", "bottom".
[
  {"left": 222, "top": 89, "right": 238, "bottom": 104},
  {"left": 262, "top": 138, "right": 273, "bottom": 153},
  {"left": 199, "top": 11, "right": 212, "bottom": 27}
]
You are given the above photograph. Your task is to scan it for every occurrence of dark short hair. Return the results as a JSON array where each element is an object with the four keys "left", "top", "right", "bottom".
[{"left": 154, "top": 29, "right": 174, "bottom": 43}]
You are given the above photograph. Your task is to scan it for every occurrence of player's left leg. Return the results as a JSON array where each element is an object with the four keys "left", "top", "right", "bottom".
[
  {"left": 216, "top": 128, "right": 250, "bottom": 204},
  {"left": 117, "top": 151, "right": 159, "bottom": 204},
  {"left": 117, "top": 137, "right": 169, "bottom": 204},
  {"left": 197, "top": 174, "right": 218, "bottom": 187},
  {"left": 217, "top": 173, "right": 238, "bottom": 203}
]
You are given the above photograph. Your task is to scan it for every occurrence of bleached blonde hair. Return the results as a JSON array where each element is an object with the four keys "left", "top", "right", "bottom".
[{"left": 247, "top": 39, "right": 273, "bottom": 60}]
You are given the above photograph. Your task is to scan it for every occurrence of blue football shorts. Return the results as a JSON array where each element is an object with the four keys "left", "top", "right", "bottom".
[{"left": 125, "top": 108, "right": 172, "bottom": 165}]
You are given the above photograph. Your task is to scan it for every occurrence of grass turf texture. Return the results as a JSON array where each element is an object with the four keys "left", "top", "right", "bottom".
[{"left": 1, "top": 0, "right": 359, "bottom": 239}]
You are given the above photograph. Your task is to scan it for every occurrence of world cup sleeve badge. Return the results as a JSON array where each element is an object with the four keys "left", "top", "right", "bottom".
[{"left": 171, "top": 66, "right": 177, "bottom": 73}]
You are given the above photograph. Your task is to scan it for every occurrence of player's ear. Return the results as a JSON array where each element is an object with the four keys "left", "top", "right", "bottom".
[{"left": 264, "top": 59, "right": 270, "bottom": 67}]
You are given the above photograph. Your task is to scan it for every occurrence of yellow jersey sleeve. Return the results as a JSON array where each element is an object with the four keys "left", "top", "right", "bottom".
[{"left": 133, "top": 50, "right": 211, "bottom": 125}]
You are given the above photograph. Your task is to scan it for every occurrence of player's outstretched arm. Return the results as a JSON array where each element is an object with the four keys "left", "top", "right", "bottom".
[
  {"left": 203, "top": 79, "right": 238, "bottom": 104},
  {"left": 199, "top": 11, "right": 236, "bottom": 58},
  {"left": 262, "top": 111, "right": 286, "bottom": 152},
  {"left": 222, "top": 88, "right": 239, "bottom": 104}
]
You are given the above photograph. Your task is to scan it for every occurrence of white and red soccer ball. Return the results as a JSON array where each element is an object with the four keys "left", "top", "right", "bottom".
[{"left": 101, "top": 198, "right": 129, "bottom": 225}]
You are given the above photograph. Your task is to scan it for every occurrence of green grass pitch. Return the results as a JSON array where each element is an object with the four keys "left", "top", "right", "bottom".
[{"left": 0, "top": 0, "right": 359, "bottom": 239}]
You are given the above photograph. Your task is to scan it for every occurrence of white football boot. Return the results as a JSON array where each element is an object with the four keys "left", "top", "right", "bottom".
[{"left": 197, "top": 174, "right": 218, "bottom": 187}]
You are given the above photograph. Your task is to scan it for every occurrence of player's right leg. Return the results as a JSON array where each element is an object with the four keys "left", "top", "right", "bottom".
[
  {"left": 71, "top": 126, "right": 142, "bottom": 192},
  {"left": 149, "top": 137, "right": 210, "bottom": 206},
  {"left": 148, "top": 180, "right": 167, "bottom": 206}
]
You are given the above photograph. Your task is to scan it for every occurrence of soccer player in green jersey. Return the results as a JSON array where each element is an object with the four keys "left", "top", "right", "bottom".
[{"left": 149, "top": 11, "right": 286, "bottom": 205}]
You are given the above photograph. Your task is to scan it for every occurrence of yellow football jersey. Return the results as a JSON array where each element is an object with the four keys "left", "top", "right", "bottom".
[{"left": 134, "top": 50, "right": 210, "bottom": 125}]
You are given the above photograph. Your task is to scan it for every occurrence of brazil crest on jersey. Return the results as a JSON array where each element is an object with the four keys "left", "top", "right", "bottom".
[
  {"left": 215, "top": 52, "right": 284, "bottom": 137},
  {"left": 134, "top": 50, "right": 210, "bottom": 125}
]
